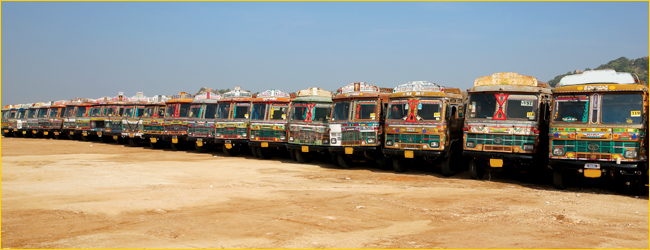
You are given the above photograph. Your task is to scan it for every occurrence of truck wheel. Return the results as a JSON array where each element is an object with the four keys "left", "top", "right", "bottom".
[
  {"left": 251, "top": 147, "right": 260, "bottom": 158},
  {"left": 99, "top": 136, "right": 111, "bottom": 143},
  {"left": 552, "top": 169, "right": 567, "bottom": 190},
  {"left": 258, "top": 147, "right": 272, "bottom": 159},
  {"left": 222, "top": 144, "right": 238, "bottom": 156},
  {"left": 128, "top": 138, "right": 140, "bottom": 147},
  {"left": 195, "top": 143, "right": 208, "bottom": 153},
  {"left": 337, "top": 154, "right": 354, "bottom": 169},
  {"left": 289, "top": 149, "right": 297, "bottom": 161},
  {"left": 393, "top": 157, "right": 408, "bottom": 173},
  {"left": 469, "top": 158, "right": 485, "bottom": 180},
  {"left": 295, "top": 149, "right": 311, "bottom": 163},
  {"left": 81, "top": 135, "right": 90, "bottom": 141},
  {"left": 330, "top": 154, "right": 340, "bottom": 166},
  {"left": 377, "top": 155, "right": 393, "bottom": 170}
]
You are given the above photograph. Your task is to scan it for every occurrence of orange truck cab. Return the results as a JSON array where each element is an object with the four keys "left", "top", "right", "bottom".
[
  {"left": 213, "top": 87, "right": 253, "bottom": 156},
  {"left": 328, "top": 82, "right": 393, "bottom": 169},
  {"left": 248, "top": 89, "right": 292, "bottom": 159},
  {"left": 383, "top": 81, "right": 465, "bottom": 175}
]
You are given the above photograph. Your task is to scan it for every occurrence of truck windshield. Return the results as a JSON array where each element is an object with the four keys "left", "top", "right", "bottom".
[
  {"left": 418, "top": 99, "right": 442, "bottom": 121},
  {"left": 27, "top": 109, "right": 37, "bottom": 118},
  {"left": 355, "top": 100, "right": 378, "bottom": 120},
  {"left": 216, "top": 103, "right": 230, "bottom": 119},
  {"left": 165, "top": 105, "right": 175, "bottom": 118},
  {"left": 10, "top": 111, "right": 16, "bottom": 119},
  {"left": 331, "top": 101, "right": 350, "bottom": 121},
  {"left": 270, "top": 104, "right": 288, "bottom": 120},
  {"left": 505, "top": 95, "right": 538, "bottom": 120},
  {"left": 388, "top": 99, "right": 408, "bottom": 120},
  {"left": 106, "top": 106, "right": 119, "bottom": 117},
  {"left": 291, "top": 105, "right": 307, "bottom": 121},
  {"left": 553, "top": 95, "right": 589, "bottom": 123},
  {"left": 64, "top": 107, "right": 74, "bottom": 117},
  {"left": 123, "top": 107, "right": 134, "bottom": 117},
  {"left": 189, "top": 105, "right": 202, "bottom": 118},
  {"left": 177, "top": 104, "right": 191, "bottom": 118},
  {"left": 468, "top": 93, "right": 497, "bottom": 119},
  {"left": 143, "top": 107, "right": 155, "bottom": 118},
  {"left": 204, "top": 104, "right": 217, "bottom": 119},
  {"left": 76, "top": 107, "right": 87, "bottom": 117},
  {"left": 48, "top": 108, "right": 59, "bottom": 118},
  {"left": 251, "top": 103, "right": 267, "bottom": 120},
  {"left": 90, "top": 107, "right": 103, "bottom": 117},
  {"left": 135, "top": 107, "right": 145, "bottom": 118},
  {"left": 601, "top": 93, "right": 644, "bottom": 124},
  {"left": 38, "top": 108, "right": 48, "bottom": 118},
  {"left": 233, "top": 103, "right": 250, "bottom": 119},
  {"left": 313, "top": 106, "right": 331, "bottom": 123}
]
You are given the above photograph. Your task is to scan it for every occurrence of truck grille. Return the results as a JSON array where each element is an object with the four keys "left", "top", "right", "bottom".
[
  {"left": 250, "top": 129, "right": 286, "bottom": 141},
  {"left": 466, "top": 134, "right": 535, "bottom": 147},
  {"left": 291, "top": 130, "right": 325, "bottom": 145}
]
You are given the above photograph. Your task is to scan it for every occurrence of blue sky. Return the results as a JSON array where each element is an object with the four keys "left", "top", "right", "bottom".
[{"left": 2, "top": 1, "right": 648, "bottom": 105}]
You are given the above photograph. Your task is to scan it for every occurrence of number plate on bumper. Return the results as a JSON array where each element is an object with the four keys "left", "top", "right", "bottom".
[
  {"left": 584, "top": 163, "right": 601, "bottom": 178},
  {"left": 489, "top": 159, "right": 503, "bottom": 168},
  {"left": 404, "top": 150, "right": 414, "bottom": 158}
]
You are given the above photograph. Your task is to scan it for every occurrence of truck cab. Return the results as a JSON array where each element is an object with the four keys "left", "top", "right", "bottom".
[
  {"left": 163, "top": 92, "right": 195, "bottom": 151},
  {"left": 248, "top": 89, "right": 292, "bottom": 159},
  {"left": 383, "top": 81, "right": 465, "bottom": 175},
  {"left": 549, "top": 70, "right": 648, "bottom": 193},
  {"left": 46, "top": 101, "right": 67, "bottom": 139},
  {"left": 463, "top": 72, "right": 552, "bottom": 179},
  {"left": 328, "top": 82, "right": 393, "bottom": 169},
  {"left": 214, "top": 87, "right": 253, "bottom": 156},
  {"left": 287, "top": 87, "right": 334, "bottom": 164},
  {"left": 142, "top": 95, "right": 169, "bottom": 149},
  {"left": 187, "top": 92, "right": 221, "bottom": 152}
]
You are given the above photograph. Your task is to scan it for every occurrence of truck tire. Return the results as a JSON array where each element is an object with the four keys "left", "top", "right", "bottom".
[
  {"left": 129, "top": 138, "right": 140, "bottom": 147},
  {"left": 330, "top": 154, "right": 340, "bottom": 167},
  {"left": 295, "top": 149, "right": 310, "bottom": 163},
  {"left": 552, "top": 169, "right": 567, "bottom": 190},
  {"left": 170, "top": 141, "right": 185, "bottom": 151},
  {"left": 469, "top": 158, "right": 485, "bottom": 180},
  {"left": 258, "top": 147, "right": 272, "bottom": 159},
  {"left": 337, "top": 154, "right": 354, "bottom": 169},
  {"left": 441, "top": 150, "right": 456, "bottom": 177},
  {"left": 222, "top": 144, "right": 238, "bottom": 156},
  {"left": 393, "top": 157, "right": 408, "bottom": 173},
  {"left": 195, "top": 143, "right": 208, "bottom": 153}
]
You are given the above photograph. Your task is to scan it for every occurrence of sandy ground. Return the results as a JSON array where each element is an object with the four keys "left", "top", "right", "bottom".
[{"left": 1, "top": 137, "right": 648, "bottom": 249}]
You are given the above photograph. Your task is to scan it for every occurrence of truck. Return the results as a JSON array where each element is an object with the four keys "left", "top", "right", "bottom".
[
  {"left": 214, "top": 87, "right": 253, "bottom": 156},
  {"left": 186, "top": 92, "right": 221, "bottom": 153},
  {"left": 383, "top": 81, "right": 465, "bottom": 175},
  {"left": 328, "top": 82, "right": 393, "bottom": 169},
  {"left": 286, "top": 87, "right": 335, "bottom": 163},
  {"left": 463, "top": 72, "right": 552, "bottom": 179},
  {"left": 248, "top": 89, "right": 292, "bottom": 159},
  {"left": 163, "top": 92, "right": 195, "bottom": 151},
  {"left": 548, "top": 70, "right": 648, "bottom": 193}
]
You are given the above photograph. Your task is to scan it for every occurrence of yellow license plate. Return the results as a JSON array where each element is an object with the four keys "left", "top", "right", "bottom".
[
  {"left": 345, "top": 147, "right": 353, "bottom": 154},
  {"left": 13, "top": 129, "right": 17, "bottom": 132},
  {"left": 584, "top": 169, "right": 602, "bottom": 178},
  {"left": 54, "top": 132, "right": 60, "bottom": 135},
  {"left": 129, "top": 133, "right": 134, "bottom": 138},
  {"left": 44, "top": 132, "right": 49, "bottom": 135},
  {"left": 172, "top": 138, "right": 178, "bottom": 144},
  {"left": 261, "top": 142, "right": 268, "bottom": 148},
  {"left": 97, "top": 132, "right": 102, "bottom": 136},
  {"left": 33, "top": 130, "right": 37, "bottom": 134},
  {"left": 3, "top": 130, "right": 8, "bottom": 133},
  {"left": 150, "top": 138, "right": 157, "bottom": 143},
  {"left": 489, "top": 159, "right": 503, "bottom": 168},
  {"left": 82, "top": 132, "right": 88, "bottom": 136},
  {"left": 225, "top": 143, "right": 233, "bottom": 149},
  {"left": 302, "top": 146, "right": 309, "bottom": 153},
  {"left": 113, "top": 135, "right": 118, "bottom": 140},
  {"left": 197, "top": 141, "right": 203, "bottom": 147},
  {"left": 23, "top": 131, "right": 26, "bottom": 134},
  {"left": 404, "top": 150, "right": 414, "bottom": 158},
  {"left": 70, "top": 131, "right": 74, "bottom": 135}
]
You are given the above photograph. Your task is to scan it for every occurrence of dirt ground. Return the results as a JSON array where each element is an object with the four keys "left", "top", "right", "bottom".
[{"left": 1, "top": 137, "right": 648, "bottom": 249}]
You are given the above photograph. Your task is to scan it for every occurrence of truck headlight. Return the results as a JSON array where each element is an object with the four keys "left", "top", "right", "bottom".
[
  {"left": 280, "top": 135, "right": 286, "bottom": 140},
  {"left": 522, "top": 143, "right": 534, "bottom": 151},
  {"left": 386, "top": 140, "right": 394, "bottom": 146},
  {"left": 331, "top": 138, "right": 337, "bottom": 144},
  {"left": 430, "top": 141, "right": 439, "bottom": 148},
  {"left": 216, "top": 133, "right": 221, "bottom": 137},
  {"left": 367, "top": 138, "right": 376, "bottom": 144},
  {"left": 553, "top": 147, "right": 565, "bottom": 156},
  {"left": 289, "top": 136, "right": 294, "bottom": 142},
  {"left": 242, "top": 133, "right": 247, "bottom": 137},
  {"left": 322, "top": 139, "right": 329, "bottom": 144},
  {"left": 624, "top": 149, "right": 638, "bottom": 159},
  {"left": 466, "top": 141, "right": 476, "bottom": 148},
  {"left": 250, "top": 135, "right": 255, "bottom": 139}
]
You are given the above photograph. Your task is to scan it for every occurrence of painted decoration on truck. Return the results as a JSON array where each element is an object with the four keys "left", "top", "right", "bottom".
[
  {"left": 558, "top": 70, "right": 638, "bottom": 86},
  {"left": 337, "top": 82, "right": 379, "bottom": 94},
  {"left": 223, "top": 87, "right": 252, "bottom": 98},
  {"left": 474, "top": 72, "right": 538, "bottom": 87},
  {"left": 296, "top": 87, "right": 333, "bottom": 98},
  {"left": 256, "top": 89, "right": 290, "bottom": 98},
  {"left": 393, "top": 81, "right": 443, "bottom": 93}
]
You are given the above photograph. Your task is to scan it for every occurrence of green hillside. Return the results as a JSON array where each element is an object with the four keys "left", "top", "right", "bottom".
[{"left": 548, "top": 56, "right": 648, "bottom": 87}]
